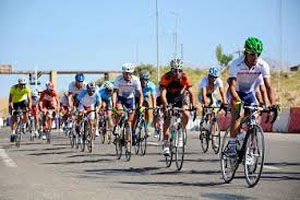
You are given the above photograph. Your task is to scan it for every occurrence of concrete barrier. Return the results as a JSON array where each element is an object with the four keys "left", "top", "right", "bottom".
[
  {"left": 218, "top": 112, "right": 231, "bottom": 131},
  {"left": 273, "top": 107, "right": 290, "bottom": 133},
  {"left": 288, "top": 107, "right": 300, "bottom": 133}
]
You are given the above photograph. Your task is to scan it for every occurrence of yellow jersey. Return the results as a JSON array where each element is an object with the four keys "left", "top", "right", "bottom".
[{"left": 10, "top": 84, "right": 31, "bottom": 103}]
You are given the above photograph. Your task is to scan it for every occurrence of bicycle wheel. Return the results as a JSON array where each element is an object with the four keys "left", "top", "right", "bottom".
[
  {"left": 114, "top": 125, "right": 122, "bottom": 159},
  {"left": 175, "top": 124, "right": 185, "bottom": 171},
  {"left": 81, "top": 122, "right": 87, "bottom": 152},
  {"left": 134, "top": 123, "right": 140, "bottom": 155},
  {"left": 244, "top": 125, "right": 265, "bottom": 188},
  {"left": 139, "top": 120, "right": 147, "bottom": 156},
  {"left": 15, "top": 123, "right": 22, "bottom": 148},
  {"left": 199, "top": 121, "right": 210, "bottom": 153},
  {"left": 124, "top": 122, "right": 132, "bottom": 161},
  {"left": 220, "top": 128, "right": 238, "bottom": 183},
  {"left": 46, "top": 131, "right": 51, "bottom": 144},
  {"left": 70, "top": 130, "right": 75, "bottom": 148},
  {"left": 165, "top": 146, "right": 173, "bottom": 168},
  {"left": 107, "top": 129, "right": 112, "bottom": 144},
  {"left": 212, "top": 119, "right": 221, "bottom": 154}
]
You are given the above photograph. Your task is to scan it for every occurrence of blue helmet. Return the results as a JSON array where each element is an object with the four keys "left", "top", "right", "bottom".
[
  {"left": 208, "top": 66, "right": 220, "bottom": 77},
  {"left": 75, "top": 73, "right": 85, "bottom": 82}
]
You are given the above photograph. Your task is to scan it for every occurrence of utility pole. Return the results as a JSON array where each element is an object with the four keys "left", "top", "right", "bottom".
[
  {"left": 171, "top": 11, "right": 179, "bottom": 58},
  {"left": 155, "top": 0, "right": 160, "bottom": 84},
  {"left": 180, "top": 43, "right": 184, "bottom": 60}
]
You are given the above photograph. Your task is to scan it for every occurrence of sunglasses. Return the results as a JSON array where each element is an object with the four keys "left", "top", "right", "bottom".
[
  {"left": 173, "top": 69, "right": 183, "bottom": 73},
  {"left": 245, "top": 51, "right": 260, "bottom": 57}
]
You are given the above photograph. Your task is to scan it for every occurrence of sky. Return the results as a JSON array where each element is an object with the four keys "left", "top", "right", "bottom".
[{"left": 0, "top": 0, "right": 299, "bottom": 97}]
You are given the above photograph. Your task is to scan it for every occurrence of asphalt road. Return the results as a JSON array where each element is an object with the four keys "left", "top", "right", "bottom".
[{"left": 0, "top": 128, "right": 300, "bottom": 200}]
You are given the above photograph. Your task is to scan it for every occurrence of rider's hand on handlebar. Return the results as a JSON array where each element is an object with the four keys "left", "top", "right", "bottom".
[{"left": 139, "top": 106, "right": 145, "bottom": 114}]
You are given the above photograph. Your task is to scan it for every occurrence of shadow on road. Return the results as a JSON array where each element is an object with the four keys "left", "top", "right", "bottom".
[
  {"left": 67, "top": 153, "right": 116, "bottom": 158},
  {"left": 152, "top": 169, "right": 221, "bottom": 175},
  {"left": 43, "top": 158, "right": 114, "bottom": 165},
  {"left": 265, "top": 161, "right": 300, "bottom": 167},
  {"left": 201, "top": 192, "right": 252, "bottom": 200},
  {"left": 28, "top": 150, "right": 74, "bottom": 156},
  {"left": 85, "top": 167, "right": 163, "bottom": 175},
  {"left": 119, "top": 180, "right": 225, "bottom": 187}
]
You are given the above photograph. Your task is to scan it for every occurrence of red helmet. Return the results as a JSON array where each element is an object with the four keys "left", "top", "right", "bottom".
[{"left": 46, "top": 81, "right": 54, "bottom": 90}]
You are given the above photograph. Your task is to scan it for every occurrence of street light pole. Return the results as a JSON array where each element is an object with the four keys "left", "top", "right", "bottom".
[{"left": 155, "top": 0, "right": 160, "bottom": 85}]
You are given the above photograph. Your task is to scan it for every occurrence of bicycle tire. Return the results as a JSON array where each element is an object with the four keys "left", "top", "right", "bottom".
[
  {"left": 15, "top": 123, "right": 22, "bottom": 148},
  {"left": 140, "top": 119, "right": 147, "bottom": 156},
  {"left": 175, "top": 124, "right": 185, "bottom": 171},
  {"left": 47, "top": 131, "right": 51, "bottom": 144},
  {"left": 199, "top": 121, "right": 210, "bottom": 153},
  {"left": 165, "top": 149, "right": 173, "bottom": 168},
  {"left": 244, "top": 125, "right": 265, "bottom": 188},
  {"left": 114, "top": 125, "right": 122, "bottom": 160},
  {"left": 125, "top": 122, "right": 132, "bottom": 161},
  {"left": 81, "top": 121, "right": 87, "bottom": 152},
  {"left": 220, "top": 128, "right": 238, "bottom": 183},
  {"left": 212, "top": 119, "right": 221, "bottom": 154}
]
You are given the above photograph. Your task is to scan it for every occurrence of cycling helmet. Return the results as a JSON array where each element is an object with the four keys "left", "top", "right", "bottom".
[
  {"left": 244, "top": 36, "right": 263, "bottom": 54},
  {"left": 18, "top": 77, "right": 27, "bottom": 84},
  {"left": 140, "top": 70, "right": 151, "bottom": 80},
  {"left": 75, "top": 73, "right": 85, "bottom": 82},
  {"left": 170, "top": 58, "right": 183, "bottom": 71},
  {"left": 103, "top": 81, "right": 114, "bottom": 90},
  {"left": 208, "top": 65, "right": 220, "bottom": 77},
  {"left": 122, "top": 63, "right": 135, "bottom": 73},
  {"left": 87, "top": 82, "right": 96, "bottom": 91},
  {"left": 32, "top": 90, "right": 39, "bottom": 97},
  {"left": 46, "top": 81, "right": 54, "bottom": 90}
]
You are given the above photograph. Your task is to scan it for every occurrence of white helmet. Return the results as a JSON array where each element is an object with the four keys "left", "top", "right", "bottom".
[
  {"left": 122, "top": 63, "right": 135, "bottom": 73},
  {"left": 103, "top": 81, "right": 114, "bottom": 90},
  {"left": 170, "top": 58, "right": 183, "bottom": 71},
  {"left": 18, "top": 77, "right": 27, "bottom": 84}
]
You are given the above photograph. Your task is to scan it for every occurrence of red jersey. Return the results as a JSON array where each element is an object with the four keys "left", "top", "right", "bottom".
[
  {"left": 40, "top": 90, "right": 58, "bottom": 109},
  {"left": 160, "top": 71, "right": 192, "bottom": 94}
]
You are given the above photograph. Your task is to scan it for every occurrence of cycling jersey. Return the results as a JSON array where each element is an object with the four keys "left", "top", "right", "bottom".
[
  {"left": 99, "top": 88, "right": 112, "bottom": 102},
  {"left": 10, "top": 85, "right": 31, "bottom": 103},
  {"left": 114, "top": 75, "right": 141, "bottom": 98},
  {"left": 160, "top": 71, "right": 192, "bottom": 95},
  {"left": 60, "top": 95, "right": 68, "bottom": 107},
  {"left": 198, "top": 76, "right": 223, "bottom": 94},
  {"left": 31, "top": 95, "right": 40, "bottom": 106},
  {"left": 40, "top": 90, "right": 58, "bottom": 109},
  {"left": 68, "top": 81, "right": 86, "bottom": 96},
  {"left": 135, "top": 81, "right": 156, "bottom": 100},
  {"left": 229, "top": 56, "right": 270, "bottom": 93},
  {"left": 76, "top": 89, "right": 101, "bottom": 108}
]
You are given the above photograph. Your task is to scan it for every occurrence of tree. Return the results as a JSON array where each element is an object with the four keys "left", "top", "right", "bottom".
[{"left": 216, "top": 44, "right": 234, "bottom": 70}]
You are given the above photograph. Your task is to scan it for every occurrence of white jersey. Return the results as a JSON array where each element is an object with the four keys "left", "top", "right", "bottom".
[
  {"left": 77, "top": 89, "right": 101, "bottom": 108},
  {"left": 229, "top": 56, "right": 270, "bottom": 93},
  {"left": 114, "top": 75, "right": 142, "bottom": 98},
  {"left": 68, "top": 81, "right": 86, "bottom": 96},
  {"left": 198, "top": 76, "right": 223, "bottom": 94},
  {"left": 60, "top": 95, "right": 68, "bottom": 106},
  {"left": 31, "top": 96, "right": 39, "bottom": 106}
]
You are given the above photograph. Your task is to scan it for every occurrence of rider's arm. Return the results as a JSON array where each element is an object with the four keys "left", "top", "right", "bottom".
[
  {"left": 138, "top": 89, "right": 143, "bottom": 107},
  {"left": 228, "top": 78, "right": 240, "bottom": 103},
  {"left": 112, "top": 89, "right": 118, "bottom": 107},
  {"left": 219, "top": 86, "right": 227, "bottom": 105},
  {"left": 201, "top": 87, "right": 209, "bottom": 106},
  {"left": 160, "top": 87, "right": 168, "bottom": 107},
  {"left": 151, "top": 93, "right": 156, "bottom": 108},
  {"left": 263, "top": 77, "right": 276, "bottom": 105},
  {"left": 187, "top": 86, "right": 196, "bottom": 106}
]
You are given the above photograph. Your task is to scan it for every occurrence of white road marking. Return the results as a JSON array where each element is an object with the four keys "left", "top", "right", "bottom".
[
  {"left": 264, "top": 165, "right": 281, "bottom": 170},
  {"left": 147, "top": 142, "right": 160, "bottom": 146},
  {"left": 0, "top": 148, "right": 17, "bottom": 168}
]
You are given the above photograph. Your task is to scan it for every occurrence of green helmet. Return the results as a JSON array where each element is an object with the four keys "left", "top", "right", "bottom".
[{"left": 244, "top": 36, "right": 263, "bottom": 54}]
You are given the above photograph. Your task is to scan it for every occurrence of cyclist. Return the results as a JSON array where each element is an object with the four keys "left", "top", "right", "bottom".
[
  {"left": 60, "top": 92, "right": 70, "bottom": 130},
  {"left": 39, "top": 81, "right": 59, "bottom": 140},
  {"left": 112, "top": 63, "right": 144, "bottom": 146},
  {"left": 134, "top": 70, "right": 156, "bottom": 137},
  {"left": 76, "top": 82, "right": 101, "bottom": 144},
  {"left": 198, "top": 65, "right": 227, "bottom": 106},
  {"left": 227, "top": 36, "right": 277, "bottom": 157},
  {"left": 160, "top": 58, "right": 198, "bottom": 155},
  {"left": 98, "top": 81, "right": 114, "bottom": 141},
  {"left": 8, "top": 77, "right": 32, "bottom": 142},
  {"left": 31, "top": 90, "right": 40, "bottom": 138},
  {"left": 68, "top": 73, "right": 86, "bottom": 108}
]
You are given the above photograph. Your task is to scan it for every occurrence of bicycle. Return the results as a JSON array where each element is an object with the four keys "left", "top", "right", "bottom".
[
  {"left": 12, "top": 109, "right": 27, "bottom": 148},
  {"left": 113, "top": 107, "right": 133, "bottom": 161},
  {"left": 220, "top": 104, "right": 279, "bottom": 187},
  {"left": 153, "top": 106, "right": 164, "bottom": 141},
  {"left": 164, "top": 105, "right": 196, "bottom": 171},
  {"left": 42, "top": 109, "right": 55, "bottom": 144},
  {"left": 98, "top": 109, "right": 112, "bottom": 144},
  {"left": 133, "top": 107, "right": 152, "bottom": 156},
  {"left": 79, "top": 109, "right": 97, "bottom": 153},
  {"left": 28, "top": 113, "right": 36, "bottom": 141},
  {"left": 199, "top": 105, "right": 226, "bottom": 154}
]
